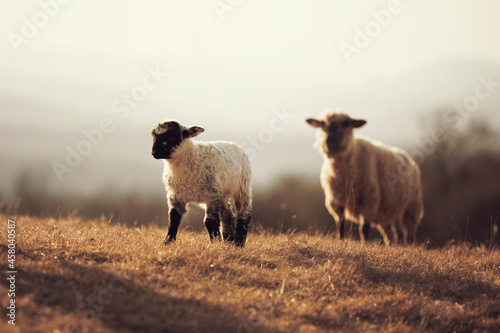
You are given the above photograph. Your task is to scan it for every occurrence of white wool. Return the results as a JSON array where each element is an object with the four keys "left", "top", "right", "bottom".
[{"left": 163, "top": 138, "right": 252, "bottom": 214}]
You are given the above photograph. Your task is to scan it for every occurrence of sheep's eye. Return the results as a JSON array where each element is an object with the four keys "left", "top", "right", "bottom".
[
  {"left": 342, "top": 120, "right": 350, "bottom": 128},
  {"left": 162, "top": 141, "right": 167, "bottom": 146}
]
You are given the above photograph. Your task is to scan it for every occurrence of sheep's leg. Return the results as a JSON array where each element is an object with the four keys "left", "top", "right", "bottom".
[
  {"left": 204, "top": 204, "right": 222, "bottom": 242},
  {"left": 406, "top": 228, "right": 415, "bottom": 244},
  {"left": 359, "top": 218, "right": 371, "bottom": 242},
  {"left": 326, "top": 201, "right": 345, "bottom": 240},
  {"left": 234, "top": 195, "right": 252, "bottom": 247},
  {"left": 376, "top": 223, "right": 397, "bottom": 245},
  {"left": 402, "top": 202, "right": 421, "bottom": 244},
  {"left": 220, "top": 201, "right": 235, "bottom": 242},
  {"left": 235, "top": 214, "right": 251, "bottom": 247},
  {"left": 338, "top": 207, "right": 345, "bottom": 239},
  {"left": 403, "top": 223, "right": 417, "bottom": 244},
  {"left": 391, "top": 223, "right": 399, "bottom": 244},
  {"left": 362, "top": 223, "right": 370, "bottom": 241},
  {"left": 165, "top": 201, "right": 186, "bottom": 244}
]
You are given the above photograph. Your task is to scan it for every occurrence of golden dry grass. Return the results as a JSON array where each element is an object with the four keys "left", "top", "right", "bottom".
[{"left": 1, "top": 215, "right": 499, "bottom": 333}]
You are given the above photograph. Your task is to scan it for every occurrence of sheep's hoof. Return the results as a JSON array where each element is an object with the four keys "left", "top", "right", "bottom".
[
  {"left": 208, "top": 235, "right": 222, "bottom": 243},
  {"left": 164, "top": 237, "right": 176, "bottom": 245},
  {"left": 223, "top": 234, "right": 235, "bottom": 243},
  {"left": 234, "top": 238, "right": 246, "bottom": 247}
]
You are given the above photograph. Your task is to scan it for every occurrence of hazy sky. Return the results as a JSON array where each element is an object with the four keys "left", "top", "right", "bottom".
[
  {"left": 2, "top": 1, "right": 500, "bottom": 124},
  {"left": 1, "top": 0, "right": 500, "bottom": 195}
]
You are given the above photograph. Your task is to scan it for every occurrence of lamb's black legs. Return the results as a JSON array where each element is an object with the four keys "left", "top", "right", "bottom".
[
  {"left": 211, "top": 200, "right": 251, "bottom": 246},
  {"left": 205, "top": 204, "right": 221, "bottom": 241},
  {"left": 165, "top": 201, "right": 186, "bottom": 244},
  {"left": 205, "top": 218, "right": 221, "bottom": 241},
  {"left": 220, "top": 203, "right": 235, "bottom": 242},
  {"left": 166, "top": 199, "right": 250, "bottom": 246},
  {"left": 235, "top": 215, "right": 251, "bottom": 247}
]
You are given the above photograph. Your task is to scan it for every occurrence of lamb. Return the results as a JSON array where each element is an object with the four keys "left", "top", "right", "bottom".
[
  {"left": 306, "top": 112, "right": 423, "bottom": 244},
  {"left": 151, "top": 120, "right": 252, "bottom": 246}
]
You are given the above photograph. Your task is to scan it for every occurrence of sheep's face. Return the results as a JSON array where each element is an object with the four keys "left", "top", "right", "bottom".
[
  {"left": 306, "top": 113, "right": 366, "bottom": 156},
  {"left": 151, "top": 121, "right": 204, "bottom": 160}
]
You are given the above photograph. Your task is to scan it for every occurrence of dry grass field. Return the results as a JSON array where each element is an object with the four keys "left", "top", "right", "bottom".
[{"left": 1, "top": 214, "right": 499, "bottom": 333}]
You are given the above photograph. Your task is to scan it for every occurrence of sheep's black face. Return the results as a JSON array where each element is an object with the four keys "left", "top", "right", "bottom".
[
  {"left": 151, "top": 121, "right": 183, "bottom": 160},
  {"left": 306, "top": 114, "right": 366, "bottom": 156},
  {"left": 151, "top": 121, "right": 205, "bottom": 160},
  {"left": 323, "top": 120, "right": 352, "bottom": 153}
]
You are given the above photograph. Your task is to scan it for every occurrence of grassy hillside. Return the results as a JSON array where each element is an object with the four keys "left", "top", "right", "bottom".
[{"left": 1, "top": 215, "right": 499, "bottom": 333}]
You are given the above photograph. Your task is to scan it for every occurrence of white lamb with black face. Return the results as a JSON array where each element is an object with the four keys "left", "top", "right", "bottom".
[{"left": 151, "top": 120, "right": 252, "bottom": 246}]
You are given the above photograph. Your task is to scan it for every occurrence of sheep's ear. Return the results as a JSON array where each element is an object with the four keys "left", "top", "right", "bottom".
[
  {"left": 306, "top": 118, "right": 324, "bottom": 128},
  {"left": 183, "top": 126, "right": 204, "bottom": 138},
  {"left": 151, "top": 124, "right": 160, "bottom": 136},
  {"left": 351, "top": 119, "right": 366, "bottom": 128}
]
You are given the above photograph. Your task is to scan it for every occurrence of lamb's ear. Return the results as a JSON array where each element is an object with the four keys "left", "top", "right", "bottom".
[
  {"left": 351, "top": 119, "right": 367, "bottom": 128},
  {"left": 306, "top": 118, "right": 324, "bottom": 128},
  {"left": 151, "top": 124, "right": 160, "bottom": 136},
  {"left": 183, "top": 126, "right": 205, "bottom": 138}
]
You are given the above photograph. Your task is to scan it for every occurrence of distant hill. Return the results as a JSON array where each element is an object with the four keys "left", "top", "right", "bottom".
[{"left": 1, "top": 59, "right": 499, "bottom": 197}]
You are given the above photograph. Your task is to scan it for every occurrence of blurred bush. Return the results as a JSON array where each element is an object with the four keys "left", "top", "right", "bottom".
[
  {"left": 417, "top": 112, "right": 500, "bottom": 246},
  {"left": 252, "top": 176, "right": 331, "bottom": 232},
  {"left": 2, "top": 170, "right": 172, "bottom": 228}
]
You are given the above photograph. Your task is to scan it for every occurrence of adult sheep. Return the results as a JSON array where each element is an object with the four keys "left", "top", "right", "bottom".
[
  {"left": 306, "top": 112, "right": 423, "bottom": 244},
  {"left": 151, "top": 120, "right": 252, "bottom": 246}
]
